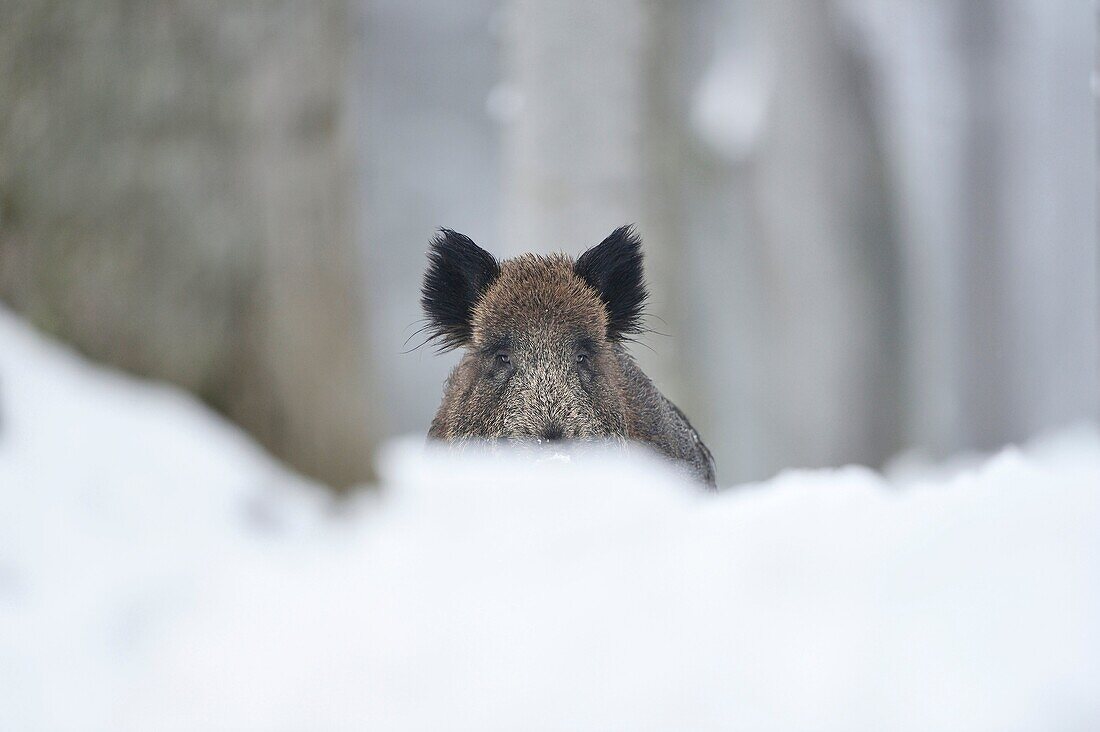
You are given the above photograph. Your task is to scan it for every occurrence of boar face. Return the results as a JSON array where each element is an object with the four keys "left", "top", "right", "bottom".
[{"left": 421, "top": 227, "right": 647, "bottom": 444}]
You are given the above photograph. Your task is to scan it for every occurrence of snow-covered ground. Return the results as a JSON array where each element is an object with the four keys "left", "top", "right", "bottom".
[{"left": 1, "top": 307, "right": 1098, "bottom": 731}]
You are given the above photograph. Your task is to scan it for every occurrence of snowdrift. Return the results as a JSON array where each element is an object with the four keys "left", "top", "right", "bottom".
[{"left": 1, "top": 307, "right": 1097, "bottom": 731}]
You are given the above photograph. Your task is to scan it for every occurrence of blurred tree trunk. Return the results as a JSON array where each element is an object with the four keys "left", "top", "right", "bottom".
[
  {"left": 0, "top": 0, "right": 378, "bottom": 488},
  {"left": 500, "top": 0, "right": 689, "bottom": 402},
  {"left": 684, "top": 0, "right": 903, "bottom": 479},
  {"left": 748, "top": 0, "right": 903, "bottom": 471},
  {"left": 687, "top": 0, "right": 1096, "bottom": 481},
  {"left": 848, "top": 0, "right": 1098, "bottom": 454}
]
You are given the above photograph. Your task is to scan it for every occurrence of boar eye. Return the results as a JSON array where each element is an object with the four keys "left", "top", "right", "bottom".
[
  {"left": 496, "top": 352, "right": 511, "bottom": 365},
  {"left": 576, "top": 352, "right": 589, "bottom": 365}
]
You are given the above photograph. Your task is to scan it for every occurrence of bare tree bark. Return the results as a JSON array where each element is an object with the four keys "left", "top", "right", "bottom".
[
  {"left": 500, "top": 0, "right": 687, "bottom": 399},
  {"left": 750, "top": 0, "right": 903, "bottom": 471},
  {"left": 0, "top": 0, "right": 379, "bottom": 488},
  {"left": 852, "top": 0, "right": 1098, "bottom": 454},
  {"left": 240, "top": 3, "right": 378, "bottom": 488}
]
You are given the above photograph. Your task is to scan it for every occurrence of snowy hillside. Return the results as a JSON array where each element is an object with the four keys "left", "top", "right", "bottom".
[{"left": 1, "top": 307, "right": 1098, "bottom": 731}]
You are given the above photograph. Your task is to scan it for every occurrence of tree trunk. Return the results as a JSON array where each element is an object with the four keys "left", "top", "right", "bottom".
[
  {"left": 500, "top": 0, "right": 687, "bottom": 400},
  {"left": 0, "top": 0, "right": 379, "bottom": 488}
]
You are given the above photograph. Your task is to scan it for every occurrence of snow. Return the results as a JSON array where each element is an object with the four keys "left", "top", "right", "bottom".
[
  {"left": 0, "top": 307, "right": 329, "bottom": 730},
  {"left": 1, "top": 307, "right": 1098, "bottom": 731}
]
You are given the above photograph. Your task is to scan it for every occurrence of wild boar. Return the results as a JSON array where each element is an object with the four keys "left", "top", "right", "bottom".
[{"left": 421, "top": 225, "right": 716, "bottom": 487}]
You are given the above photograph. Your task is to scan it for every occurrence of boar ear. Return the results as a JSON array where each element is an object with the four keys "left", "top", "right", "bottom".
[
  {"left": 574, "top": 225, "right": 648, "bottom": 340},
  {"left": 421, "top": 229, "right": 500, "bottom": 350}
]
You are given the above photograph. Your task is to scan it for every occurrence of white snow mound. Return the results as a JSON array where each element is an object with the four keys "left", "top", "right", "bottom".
[{"left": 0, "top": 307, "right": 1098, "bottom": 731}]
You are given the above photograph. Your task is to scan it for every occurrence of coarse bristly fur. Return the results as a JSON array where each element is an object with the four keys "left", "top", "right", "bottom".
[{"left": 420, "top": 226, "right": 717, "bottom": 487}]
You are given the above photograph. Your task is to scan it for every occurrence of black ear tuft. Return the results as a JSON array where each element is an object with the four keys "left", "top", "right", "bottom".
[
  {"left": 573, "top": 225, "right": 648, "bottom": 340},
  {"left": 421, "top": 229, "right": 500, "bottom": 350}
]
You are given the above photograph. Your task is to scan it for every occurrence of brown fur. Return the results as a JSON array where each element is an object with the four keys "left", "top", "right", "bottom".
[
  {"left": 429, "top": 254, "right": 629, "bottom": 442},
  {"left": 423, "top": 233, "right": 717, "bottom": 487}
]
